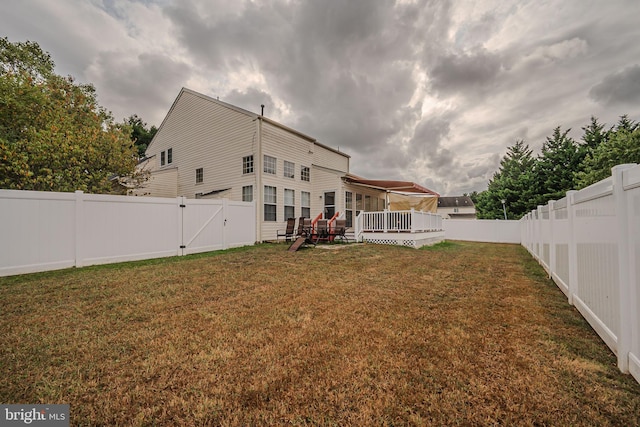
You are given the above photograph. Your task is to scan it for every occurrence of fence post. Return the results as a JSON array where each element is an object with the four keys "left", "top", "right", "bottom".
[
  {"left": 178, "top": 196, "right": 185, "bottom": 256},
  {"left": 548, "top": 200, "right": 556, "bottom": 277},
  {"left": 613, "top": 164, "right": 635, "bottom": 373},
  {"left": 222, "top": 198, "right": 228, "bottom": 250},
  {"left": 566, "top": 190, "right": 577, "bottom": 306},
  {"left": 411, "top": 208, "right": 416, "bottom": 233},
  {"left": 74, "top": 190, "right": 85, "bottom": 268}
]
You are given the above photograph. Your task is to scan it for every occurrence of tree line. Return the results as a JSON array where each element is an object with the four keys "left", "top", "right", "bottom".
[
  {"left": 472, "top": 115, "right": 640, "bottom": 219},
  {"left": 0, "top": 38, "right": 156, "bottom": 194}
]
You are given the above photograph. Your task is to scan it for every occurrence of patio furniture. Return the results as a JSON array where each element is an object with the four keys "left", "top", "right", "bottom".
[
  {"left": 329, "top": 219, "right": 349, "bottom": 243},
  {"left": 277, "top": 217, "right": 296, "bottom": 242}
]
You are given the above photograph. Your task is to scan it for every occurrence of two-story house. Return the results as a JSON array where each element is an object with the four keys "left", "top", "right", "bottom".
[{"left": 139, "top": 88, "right": 438, "bottom": 241}]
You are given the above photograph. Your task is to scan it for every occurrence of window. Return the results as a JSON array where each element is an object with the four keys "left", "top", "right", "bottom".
[
  {"left": 264, "top": 155, "right": 276, "bottom": 175},
  {"left": 160, "top": 151, "right": 165, "bottom": 166},
  {"left": 345, "top": 191, "right": 353, "bottom": 227},
  {"left": 356, "top": 193, "right": 363, "bottom": 216},
  {"left": 195, "top": 168, "right": 203, "bottom": 184},
  {"left": 242, "top": 185, "right": 253, "bottom": 202},
  {"left": 264, "top": 186, "right": 277, "bottom": 221},
  {"left": 167, "top": 148, "right": 173, "bottom": 164},
  {"left": 365, "top": 195, "right": 371, "bottom": 211},
  {"left": 284, "top": 189, "right": 295, "bottom": 220},
  {"left": 284, "top": 161, "right": 295, "bottom": 179},
  {"left": 301, "top": 191, "right": 310, "bottom": 218},
  {"left": 301, "top": 165, "right": 310, "bottom": 182},
  {"left": 243, "top": 155, "right": 254, "bottom": 174}
]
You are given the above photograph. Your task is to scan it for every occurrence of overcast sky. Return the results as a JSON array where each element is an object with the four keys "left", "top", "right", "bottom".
[{"left": 2, "top": 0, "right": 640, "bottom": 195}]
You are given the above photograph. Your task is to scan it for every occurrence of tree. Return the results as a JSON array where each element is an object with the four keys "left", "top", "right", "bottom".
[
  {"left": 533, "top": 127, "right": 585, "bottom": 205},
  {"left": 127, "top": 114, "right": 157, "bottom": 157},
  {"left": 0, "top": 37, "right": 143, "bottom": 193},
  {"left": 475, "top": 140, "right": 536, "bottom": 219},
  {"left": 576, "top": 116, "right": 640, "bottom": 187}
]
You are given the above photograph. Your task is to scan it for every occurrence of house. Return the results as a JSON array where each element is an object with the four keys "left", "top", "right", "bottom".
[
  {"left": 138, "top": 88, "right": 439, "bottom": 241},
  {"left": 437, "top": 196, "right": 476, "bottom": 219}
]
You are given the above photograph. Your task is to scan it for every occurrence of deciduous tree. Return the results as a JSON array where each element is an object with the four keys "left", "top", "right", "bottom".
[{"left": 0, "top": 37, "right": 143, "bottom": 193}]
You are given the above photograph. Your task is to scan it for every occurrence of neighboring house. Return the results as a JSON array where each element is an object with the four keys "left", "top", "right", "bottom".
[
  {"left": 437, "top": 196, "right": 476, "bottom": 219},
  {"left": 138, "top": 87, "right": 438, "bottom": 241}
]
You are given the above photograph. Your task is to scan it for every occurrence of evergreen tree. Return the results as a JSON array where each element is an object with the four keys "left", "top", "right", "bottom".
[
  {"left": 576, "top": 116, "right": 640, "bottom": 187},
  {"left": 475, "top": 140, "right": 536, "bottom": 219},
  {"left": 533, "top": 127, "right": 585, "bottom": 205},
  {"left": 127, "top": 114, "right": 158, "bottom": 157}
]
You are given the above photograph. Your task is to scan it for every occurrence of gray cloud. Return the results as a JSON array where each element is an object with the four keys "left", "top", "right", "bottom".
[
  {"left": 3, "top": 0, "right": 640, "bottom": 195},
  {"left": 86, "top": 52, "right": 190, "bottom": 121},
  {"left": 589, "top": 64, "right": 640, "bottom": 107},
  {"left": 429, "top": 49, "right": 503, "bottom": 96},
  {"left": 224, "top": 88, "right": 280, "bottom": 117}
]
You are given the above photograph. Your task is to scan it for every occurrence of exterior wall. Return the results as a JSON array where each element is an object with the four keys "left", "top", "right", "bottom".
[
  {"left": 139, "top": 167, "right": 178, "bottom": 198},
  {"left": 143, "top": 88, "right": 352, "bottom": 241},
  {"left": 146, "top": 89, "right": 258, "bottom": 201},
  {"left": 260, "top": 121, "right": 316, "bottom": 239},
  {"left": 438, "top": 206, "right": 476, "bottom": 219}
]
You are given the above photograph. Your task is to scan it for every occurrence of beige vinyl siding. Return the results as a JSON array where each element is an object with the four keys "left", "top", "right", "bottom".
[
  {"left": 310, "top": 166, "right": 345, "bottom": 219},
  {"left": 260, "top": 121, "right": 315, "bottom": 240},
  {"left": 146, "top": 90, "right": 258, "bottom": 200},
  {"left": 312, "top": 143, "right": 349, "bottom": 173}
]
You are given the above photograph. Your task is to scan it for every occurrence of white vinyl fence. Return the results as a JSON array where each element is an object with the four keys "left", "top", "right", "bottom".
[
  {"left": 443, "top": 219, "right": 521, "bottom": 243},
  {"left": 520, "top": 164, "right": 640, "bottom": 383},
  {"left": 0, "top": 190, "right": 255, "bottom": 277}
]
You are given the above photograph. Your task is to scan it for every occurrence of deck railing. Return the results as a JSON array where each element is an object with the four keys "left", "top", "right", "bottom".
[{"left": 356, "top": 209, "right": 442, "bottom": 235}]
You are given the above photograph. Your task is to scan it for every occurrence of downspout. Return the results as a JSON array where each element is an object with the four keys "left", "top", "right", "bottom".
[{"left": 256, "top": 116, "right": 263, "bottom": 242}]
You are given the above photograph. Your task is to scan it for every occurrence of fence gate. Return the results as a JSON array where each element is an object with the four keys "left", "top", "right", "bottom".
[{"left": 180, "top": 198, "right": 227, "bottom": 255}]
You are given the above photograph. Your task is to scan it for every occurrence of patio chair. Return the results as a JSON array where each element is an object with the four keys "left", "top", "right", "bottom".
[
  {"left": 288, "top": 218, "right": 315, "bottom": 251},
  {"left": 277, "top": 217, "right": 296, "bottom": 242},
  {"left": 295, "top": 216, "right": 306, "bottom": 237},
  {"left": 329, "top": 219, "right": 349, "bottom": 243},
  {"left": 315, "top": 219, "right": 329, "bottom": 243}
]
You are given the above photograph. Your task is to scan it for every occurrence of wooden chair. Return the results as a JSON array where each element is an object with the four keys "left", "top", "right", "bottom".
[{"left": 277, "top": 217, "right": 296, "bottom": 242}]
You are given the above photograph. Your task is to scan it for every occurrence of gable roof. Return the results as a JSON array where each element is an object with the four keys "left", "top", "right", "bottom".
[
  {"left": 148, "top": 87, "right": 349, "bottom": 158},
  {"left": 437, "top": 196, "right": 475, "bottom": 208},
  {"left": 344, "top": 174, "right": 440, "bottom": 196}
]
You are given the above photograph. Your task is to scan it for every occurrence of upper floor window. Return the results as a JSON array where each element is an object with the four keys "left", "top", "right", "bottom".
[
  {"left": 243, "top": 155, "right": 254, "bottom": 174},
  {"left": 264, "top": 155, "right": 276, "bottom": 175},
  {"left": 160, "top": 148, "right": 173, "bottom": 167},
  {"left": 301, "top": 165, "right": 310, "bottom": 182},
  {"left": 195, "top": 168, "right": 203, "bottom": 184},
  {"left": 284, "top": 161, "right": 295, "bottom": 179}
]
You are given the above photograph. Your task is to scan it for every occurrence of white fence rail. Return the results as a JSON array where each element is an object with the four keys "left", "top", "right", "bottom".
[
  {"left": 0, "top": 190, "right": 255, "bottom": 277},
  {"left": 356, "top": 209, "right": 442, "bottom": 234},
  {"left": 520, "top": 164, "right": 640, "bottom": 383}
]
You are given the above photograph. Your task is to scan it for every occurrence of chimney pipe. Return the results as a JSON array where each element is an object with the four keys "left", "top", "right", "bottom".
[{"left": 261, "top": 104, "right": 265, "bottom": 116}]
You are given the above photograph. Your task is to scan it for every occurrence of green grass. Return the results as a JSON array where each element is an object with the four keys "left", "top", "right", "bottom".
[{"left": 1, "top": 241, "right": 639, "bottom": 426}]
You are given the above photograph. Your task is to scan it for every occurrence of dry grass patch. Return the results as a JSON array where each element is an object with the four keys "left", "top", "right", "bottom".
[{"left": 1, "top": 242, "right": 639, "bottom": 426}]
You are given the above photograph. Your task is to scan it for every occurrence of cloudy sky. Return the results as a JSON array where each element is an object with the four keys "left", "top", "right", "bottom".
[{"left": 2, "top": 0, "right": 640, "bottom": 195}]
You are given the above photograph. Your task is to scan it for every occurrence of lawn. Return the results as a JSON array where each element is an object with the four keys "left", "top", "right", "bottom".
[{"left": 1, "top": 241, "right": 639, "bottom": 426}]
